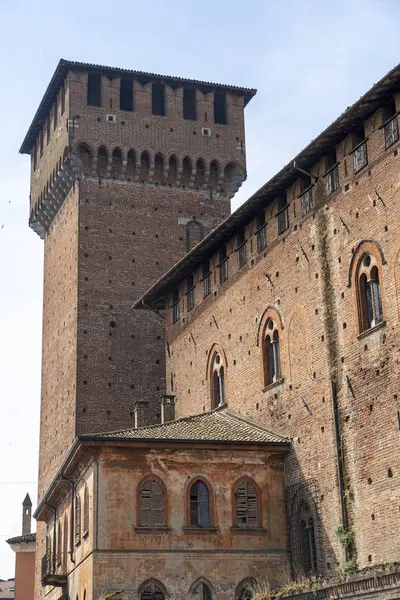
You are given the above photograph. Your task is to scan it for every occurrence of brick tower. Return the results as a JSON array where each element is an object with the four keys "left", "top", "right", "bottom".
[{"left": 20, "top": 59, "right": 255, "bottom": 500}]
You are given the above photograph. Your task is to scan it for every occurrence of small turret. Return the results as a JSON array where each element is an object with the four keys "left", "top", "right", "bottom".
[{"left": 22, "top": 493, "right": 32, "bottom": 535}]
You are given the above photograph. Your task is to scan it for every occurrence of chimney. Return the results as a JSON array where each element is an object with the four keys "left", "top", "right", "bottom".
[
  {"left": 161, "top": 395, "right": 176, "bottom": 423},
  {"left": 22, "top": 493, "right": 32, "bottom": 535},
  {"left": 134, "top": 400, "right": 149, "bottom": 428}
]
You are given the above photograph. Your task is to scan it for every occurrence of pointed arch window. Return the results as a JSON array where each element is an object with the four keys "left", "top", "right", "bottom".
[
  {"left": 357, "top": 253, "right": 383, "bottom": 332},
  {"left": 111, "top": 147, "right": 122, "bottom": 179},
  {"left": 140, "top": 151, "right": 150, "bottom": 182},
  {"left": 298, "top": 501, "right": 318, "bottom": 576},
  {"left": 139, "top": 478, "right": 165, "bottom": 527},
  {"left": 192, "top": 581, "right": 212, "bottom": 600},
  {"left": 126, "top": 149, "right": 136, "bottom": 179},
  {"left": 77, "top": 144, "right": 92, "bottom": 176},
  {"left": 263, "top": 319, "right": 281, "bottom": 387},
  {"left": 195, "top": 158, "right": 205, "bottom": 188},
  {"left": 190, "top": 480, "right": 210, "bottom": 527},
  {"left": 83, "top": 485, "right": 89, "bottom": 536},
  {"left": 168, "top": 155, "right": 177, "bottom": 186},
  {"left": 154, "top": 153, "right": 164, "bottom": 184},
  {"left": 141, "top": 581, "right": 165, "bottom": 600},
  {"left": 236, "top": 580, "right": 255, "bottom": 600},
  {"left": 182, "top": 157, "right": 192, "bottom": 186},
  {"left": 234, "top": 479, "right": 259, "bottom": 528},
  {"left": 209, "top": 160, "right": 219, "bottom": 189},
  {"left": 211, "top": 352, "right": 226, "bottom": 408}
]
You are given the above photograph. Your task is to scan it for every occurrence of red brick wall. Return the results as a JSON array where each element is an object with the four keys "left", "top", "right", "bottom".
[{"left": 166, "top": 98, "right": 400, "bottom": 572}]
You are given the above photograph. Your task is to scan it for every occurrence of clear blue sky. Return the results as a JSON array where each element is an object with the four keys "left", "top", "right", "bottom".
[{"left": 1, "top": 0, "right": 400, "bottom": 579}]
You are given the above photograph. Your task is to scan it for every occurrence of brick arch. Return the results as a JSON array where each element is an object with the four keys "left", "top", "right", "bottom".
[
  {"left": 389, "top": 238, "right": 400, "bottom": 320},
  {"left": 167, "top": 154, "right": 178, "bottom": 186},
  {"left": 348, "top": 239, "right": 386, "bottom": 288},
  {"left": 256, "top": 305, "right": 284, "bottom": 347},
  {"left": 205, "top": 342, "right": 228, "bottom": 380},
  {"left": 349, "top": 240, "right": 386, "bottom": 333},
  {"left": 138, "top": 579, "right": 168, "bottom": 600},
  {"left": 287, "top": 304, "right": 309, "bottom": 383},
  {"left": 72, "top": 139, "right": 95, "bottom": 155}
]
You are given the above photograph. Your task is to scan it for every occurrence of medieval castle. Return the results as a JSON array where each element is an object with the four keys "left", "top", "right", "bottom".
[{"left": 8, "top": 58, "right": 400, "bottom": 600}]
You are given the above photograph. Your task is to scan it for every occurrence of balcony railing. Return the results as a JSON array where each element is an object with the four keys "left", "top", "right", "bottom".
[
  {"left": 325, "top": 164, "right": 339, "bottom": 195},
  {"left": 203, "top": 273, "right": 211, "bottom": 298},
  {"left": 172, "top": 299, "right": 181, "bottom": 323},
  {"left": 219, "top": 258, "right": 229, "bottom": 284},
  {"left": 41, "top": 554, "right": 67, "bottom": 587},
  {"left": 352, "top": 140, "right": 368, "bottom": 173},
  {"left": 237, "top": 242, "right": 247, "bottom": 267},
  {"left": 186, "top": 287, "right": 195, "bottom": 312},
  {"left": 277, "top": 205, "right": 289, "bottom": 234},
  {"left": 384, "top": 115, "right": 399, "bottom": 149},
  {"left": 300, "top": 187, "right": 313, "bottom": 216},
  {"left": 256, "top": 224, "right": 267, "bottom": 253}
]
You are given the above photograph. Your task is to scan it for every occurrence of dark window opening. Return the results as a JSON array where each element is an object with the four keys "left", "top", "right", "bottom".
[
  {"left": 298, "top": 502, "right": 318, "bottom": 576},
  {"left": 53, "top": 101, "right": 58, "bottom": 130},
  {"left": 263, "top": 321, "right": 281, "bottom": 386},
  {"left": 181, "top": 156, "right": 192, "bottom": 186},
  {"left": 383, "top": 98, "right": 399, "bottom": 149},
  {"left": 120, "top": 78, "right": 134, "bottom": 111},
  {"left": 183, "top": 88, "right": 196, "bottom": 120},
  {"left": 141, "top": 582, "right": 165, "bottom": 600},
  {"left": 202, "top": 260, "right": 211, "bottom": 297},
  {"left": 77, "top": 144, "right": 93, "bottom": 176},
  {"left": 300, "top": 176, "right": 313, "bottom": 215},
  {"left": 154, "top": 153, "right": 164, "bottom": 184},
  {"left": 168, "top": 155, "right": 177, "bottom": 185},
  {"left": 193, "top": 582, "right": 212, "bottom": 600},
  {"left": 97, "top": 146, "right": 108, "bottom": 177},
  {"left": 190, "top": 480, "right": 210, "bottom": 526},
  {"left": 195, "top": 158, "right": 205, "bottom": 188},
  {"left": 209, "top": 160, "right": 219, "bottom": 188},
  {"left": 111, "top": 147, "right": 122, "bottom": 179},
  {"left": 325, "top": 150, "right": 339, "bottom": 194},
  {"left": 256, "top": 211, "right": 267, "bottom": 252},
  {"left": 219, "top": 246, "right": 228, "bottom": 284},
  {"left": 277, "top": 195, "right": 289, "bottom": 234},
  {"left": 172, "top": 288, "right": 180, "bottom": 324},
  {"left": 47, "top": 118, "right": 51, "bottom": 144},
  {"left": 382, "top": 98, "right": 396, "bottom": 124},
  {"left": 140, "top": 151, "right": 150, "bottom": 182},
  {"left": 61, "top": 86, "right": 65, "bottom": 115},
  {"left": 237, "top": 228, "right": 247, "bottom": 267},
  {"left": 352, "top": 124, "right": 365, "bottom": 149},
  {"left": 126, "top": 149, "right": 136, "bottom": 178},
  {"left": 214, "top": 92, "right": 227, "bottom": 124},
  {"left": 186, "top": 275, "right": 195, "bottom": 312},
  {"left": 152, "top": 83, "right": 165, "bottom": 116},
  {"left": 87, "top": 73, "right": 101, "bottom": 107},
  {"left": 352, "top": 125, "right": 368, "bottom": 172}
]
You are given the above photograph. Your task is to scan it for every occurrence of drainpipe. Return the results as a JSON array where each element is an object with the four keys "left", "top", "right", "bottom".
[
  {"left": 61, "top": 475, "right": 76, "bottom": 564},
  {"left": 45, "top": 501, "right": 57, "bottom": 574},
  {"left": 330, "top": 380, "right": 349, "bottom": 557}
]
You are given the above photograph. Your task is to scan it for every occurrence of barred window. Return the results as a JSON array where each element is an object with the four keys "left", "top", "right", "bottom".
[
  {"left": 172, "top": 288, "right": 180, "bottom": 324},
  {"left": 190, "top": 480, "right": 210, "bottom": 527},
  {"left": 324, "top": 150, "right": 339, "bottom": 195},
  {"left": 219, "top": 246, "right": 228, "bottom": 284},
  {"left": 192, "top": 581, "right": 212, "bottom": 600},
  {"left": 139, "top": 479, "right": 165, "bottom": 527},
  {"left": 299, "top": 176, "right": 313, "bottom": 216},
  {"left": 351, "top": 125, "right": 368, "bottom": 173},
  {"left": 202, "top": 261, "right": 211, "bottom": 298},
  {"left": 237, "top": 228, "right": 247, "bottom": 267},
  {"left": 277, "top": 196, "right": 289, "bottom": 234},
  {"left": 186, "top": 275, "right": 195, "bottom": 312},
  {"left": 83, "top": 485, "right": 89, "bottom": 536},
  {"left": 235, "top": 479, "right": 259, "bottom": 528},
  {"left": 382, "top": 98, "right": 399, "bottom": 149}
]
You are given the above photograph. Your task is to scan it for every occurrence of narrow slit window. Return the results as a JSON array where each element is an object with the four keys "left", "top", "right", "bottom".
[
  {"left": 120, "top": 78, "right": 134, "bottom": 111},
  {"left": 183, "top": 88, "right": 196, "bottom": 120},
  {"left": 214, "top": 92, "right": 227, "bottom": 124},
  {"left": 87, "top": 73, "right": 101, "bottom": 107},
  {"left": 152, "top": 83, "right": 165, "bottom": 116},
  {"left": 202, "top": 260, "right": 211, "bottom": 298},
  {"left": 53, "top": 100, "right": 58, "bottom": 130}
]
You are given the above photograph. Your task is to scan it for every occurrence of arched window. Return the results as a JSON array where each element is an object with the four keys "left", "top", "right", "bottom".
[
  {"left": 168, "top": 155, "right": 177, "bottom": 186},
  {"left": 181, "top": 156, "right": 192, "bottom": 186},
  {"left": 192, "top": 581, "right": 212, "bottom": 600},
  {"left": 83, "top": 485, "right": 89, "bottom": 536},
  {"left": 211, "top": 352, "right": 226, "bottom": 408},
  {"left": 62, "top": 514, "right": 68, "bottom": 572},
  {"left": 186, "top": 219, "right": 204, "bottom": 252},
  {"left": 154, "top": 153, "right": 164, "bottom": 184},
  {"left": 78, "top": 144, "right": 92, "bottom": 176},
  {"left": 195, "top": 158, "right": 205, "bottom": 188},
  {"left": 126, "top": 149, "right": 136, "bottom": 179},
  {"left": 209, "top": 160, "right": 219, "bottom": 188},
  {"left": 263, "top": 319, "right": 281, "bottom": 387},
  {"left": 234, "top": 479, "right": 259, "bottom": 529},
  {"left": 189, "top": 480, "right": 210, "bottom": 527},
  {"left": 111, "top": 147, "right": 122, "bottom": 179},
  {"left": 140, "top": 581, "right": 166, "bottom": 600},
  {"left": 140, "top": 151, "right": 150, "bottom": 182},
  {"left": 357, "top": 253, "right": 383, "bottom": 332},
  {"left": 298, "top": 501, "right": 318, "bottom": 576},
  {"left": 139, "top": 478, "right": 165, "bottom": 527},
  {"left": 97, "top": 146, "right": 108, "bottom": 177},
  {"left": 75, "top": 494, "right": 81, "bottom": 544},
  {"left": 56, "top": 520, "right": 62, "bottom": 565},
  {"left": 236, "top": 579, "right": 255, "bottom": 600}
]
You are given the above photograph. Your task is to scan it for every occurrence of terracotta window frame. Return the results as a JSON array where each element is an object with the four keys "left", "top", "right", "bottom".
[
  {"left": 135, "top": 475, "right": 169, "bottom": 531},
  {"left": 184, "top": 476, "right": 217, "bottom": 531},
  {"left": 206, "top": 344, "right": 228, "bottom": 409},
  {"left": 231, "top": 477, "right": 264, "bottom": 531},
  {"left": 257, "top": 307, "right": 284, "bottom": 391}
]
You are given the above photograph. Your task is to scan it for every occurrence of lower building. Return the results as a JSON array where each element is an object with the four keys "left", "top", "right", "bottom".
[{"left": 6, "top": 495, "right": 36, "bottom": 600}]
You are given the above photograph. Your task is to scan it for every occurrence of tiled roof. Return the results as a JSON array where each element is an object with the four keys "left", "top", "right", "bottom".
[
  {"left": 20, "top": 59, "right": 257, "bottom": 154},
  {"left": 84, "top": 408, "right": 289, "bottom": 446},
  {"left": 6, "top": 533, "right": 36, "bottom": 545}
]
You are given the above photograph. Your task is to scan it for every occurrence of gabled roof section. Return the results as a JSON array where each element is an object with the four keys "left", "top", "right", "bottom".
[
  {"left": 133, "top": 62, "right": 400, "bottom": 310},
  {"left": 82, "top": 407, "right": 289, "bottom": 446},
  {"left": 19, "top": 58, "right": 257, "bottom": 154}
]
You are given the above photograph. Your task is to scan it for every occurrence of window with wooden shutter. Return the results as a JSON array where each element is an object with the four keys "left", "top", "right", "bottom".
[
  {"left": 235, "top": 479, "right": 259, "bottom": 528},
  {"left": 75, "top": 495, "right": 81, "bottom": 544},
  {"left": 189, "top": 480, "right": 211, "bottom": 527},
  {"left": 141, "top": 581, "right": 165, "bottom": 600},
  {"left": 139, "top": 479, "right": 165, "bottom": 527},
  {"left": 83, "top": 485, "right": 89, "bottom": 536}
]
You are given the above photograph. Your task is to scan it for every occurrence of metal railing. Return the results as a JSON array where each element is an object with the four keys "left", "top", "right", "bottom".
[
  {"left": 384, "top": 115, "right": 399, "bottom": 149},
  {"left": 352, "top": 140, "right": 368, "bottom": 173}
]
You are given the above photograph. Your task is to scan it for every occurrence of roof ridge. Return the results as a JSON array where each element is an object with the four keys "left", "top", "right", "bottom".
[{"left": 221, "top": 410, "right": 289, "bottom": 441}]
